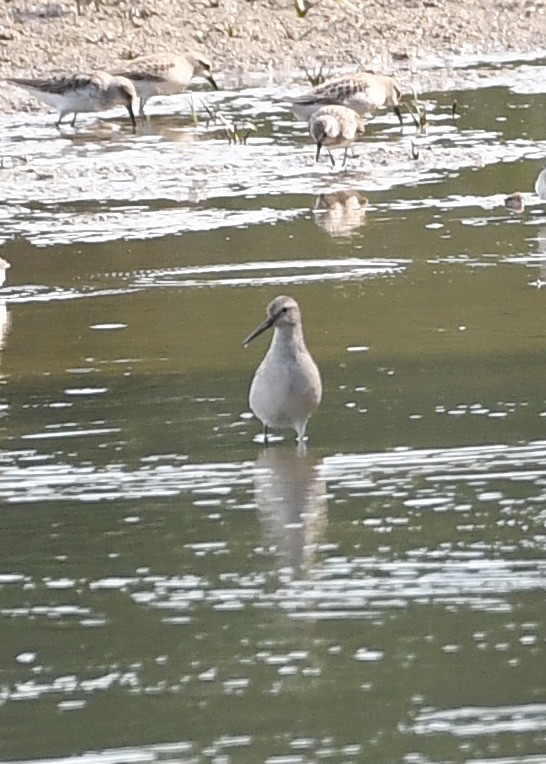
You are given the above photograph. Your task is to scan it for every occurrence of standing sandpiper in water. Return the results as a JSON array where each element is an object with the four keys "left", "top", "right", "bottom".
[
  {"left": 7, "top": 71, "right": 137, "bottom": 129},
  {"left": 114, "top": 52, "right": 218, "bottom": 116},
  {"left": 287, "top": 71, "right": 403, "bottom": 126},
  {"left": 243, "top": 296, "right": 322, "bottom": 443},
  {"left": 309, "top": 104, "right": 365, "bottom": 167}
]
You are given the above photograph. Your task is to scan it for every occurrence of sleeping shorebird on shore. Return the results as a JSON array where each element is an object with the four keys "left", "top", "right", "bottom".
[
  {"left": 243, "top": 295, "right": 322, "bottom": 444},
  {"left": 75, "top": 0, "right": 100, "bottom": 13},
  {"left": 309, "top": 104, "right": 365, "bottom": 167},
  {"left": 287, "top": 71, "right": 403, "bottom": 126},
  {"left": 114, "top": 52, "right": 218, "bottom": 116},
  {"left": 7, "top": 71, "right": 137, "bottom": 128}
]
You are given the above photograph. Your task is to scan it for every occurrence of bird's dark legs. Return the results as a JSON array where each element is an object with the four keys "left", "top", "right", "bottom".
[
  {"left": 341, "top": 147, "right": 348, "bottom": 167},
  {"left": 126, "top": 104, "right": 137, "bottom": 131},
  {"left": 327, "top": 150, "right": 335, "bottom": 167},
  {"left": 56, "top": 111, "right": 70, "bottom": 128},
  {"left": 56, "top": 112, "right": 78, "bottom": 128},
  {"left": 263, "top": 424, "right": 269, "bottom": 445}
]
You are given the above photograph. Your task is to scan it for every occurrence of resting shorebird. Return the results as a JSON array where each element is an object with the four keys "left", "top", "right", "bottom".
[
  {"left": 7, "top": 71, "right": 137, "bottom": 128},
  {"left": 287, "top": 71, "right": 403, "bottom": 126},
  {"left": 243, "top": 295, "right": 322, "bottom": 444},
  {"left": 114, "top": 52, "right": 218, "bottom": 116},
  {"left": 309, "top": 104, "right": 365, "bottom": 167}
]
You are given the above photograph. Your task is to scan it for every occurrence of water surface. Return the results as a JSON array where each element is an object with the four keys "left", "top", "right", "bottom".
[{"left": 0, "top": 55, "right": 545, "bottom": 764}]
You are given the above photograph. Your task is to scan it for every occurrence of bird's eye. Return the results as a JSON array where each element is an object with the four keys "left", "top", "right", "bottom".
[{"left": 281, "top": 307, "right": 288, "bottom": 313}]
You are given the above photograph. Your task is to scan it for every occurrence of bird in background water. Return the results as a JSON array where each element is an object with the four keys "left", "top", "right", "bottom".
[
  {"left": 114, "top": 52, "right": 218, "bottom": 116},
  {"left": 7, "top": 71, "right": 137, "bottom": 129},
  {"left": 243, "top": 295, "right": 322, "bottom": 444},
  {"left": 309, "top": 104, "right": 365, "bottom": 167}
]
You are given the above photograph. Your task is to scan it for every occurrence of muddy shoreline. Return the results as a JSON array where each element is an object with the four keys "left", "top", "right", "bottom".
[{"left": 1, "top": 0, "right": 546, "bottom": 114}]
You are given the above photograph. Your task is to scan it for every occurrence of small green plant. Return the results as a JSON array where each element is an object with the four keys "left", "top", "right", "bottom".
[
  {"left": 405, "top": 88, "right": 427, "bottom": 132},
  {"left": 294, "top": 0, "right": 314, "bottom": 18},
  {"left": 194, "top": 97, "right": 257, "bottom": 144}
]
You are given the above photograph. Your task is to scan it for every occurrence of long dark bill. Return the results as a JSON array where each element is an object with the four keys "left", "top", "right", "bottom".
[
  {"left": 394, "top": 104, "right": 403, "bottom": 126},
  {"left": 242, "top": 315, "right": 276, "bottom": 348},
  {"left": 206, "top": 73, "right": 219, "bottom": 90},
  {"left": 315, "top": 141, "right": 322, "bottom": 163},
  {"left": 126, "top": 102, "right": 137, "bottom": 130}
]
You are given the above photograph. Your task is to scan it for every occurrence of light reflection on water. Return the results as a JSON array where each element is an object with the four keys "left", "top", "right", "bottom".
[
  {"left": 1, "top": 436, "right": 545, "bottom": 759},
  {"left": 0, "top": 60, "right": 546, "bottom": 764}
]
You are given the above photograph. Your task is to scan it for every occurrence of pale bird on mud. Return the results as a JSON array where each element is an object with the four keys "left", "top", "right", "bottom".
[
  {"left": 114, "top": 52, "right": 218, "bottom": 116},
  {"left": 243, "top": 295, "right": 322, "bottom": 444},
  {"left": 287, "top": 71, "right": 403, "bottom": 125},
  {"left": 7, "top": 71, "right": 137, "bottom": 129},
  {"left": 309, "top": 105, "right": 365, "bottom": 167}
]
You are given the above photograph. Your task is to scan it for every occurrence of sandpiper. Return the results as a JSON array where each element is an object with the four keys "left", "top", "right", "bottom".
[
  {"left": 243, "top": 295, "right": 322, "bottom": 443},
  {"left": 8, "top": 71, "right": 137, "bottom": 128},
  {"left": 287, "top": 71, "right": 403, "bottom": 126},
  {"left": 114, "top": 52, "right": 218, "bottom": 116},
  {"left": 309, "top": 104, "right": 365, "bottom": 167},
  {"left": 504, "top": 193, "right": 525, "bottom": 214}
]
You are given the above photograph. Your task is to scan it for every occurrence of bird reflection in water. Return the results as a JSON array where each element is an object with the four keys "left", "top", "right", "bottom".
[
  {"left": 0, "top": 258, "right": 11, "bottom": 351},
  {"left": 313, "top": 190, "right": 368, "bottom": 238},
  {"left": 253, "top": 447, "right": 328, "bottom": 574},
  {"left": 531, "top": 225, "right": 546, "bottom": 289}
]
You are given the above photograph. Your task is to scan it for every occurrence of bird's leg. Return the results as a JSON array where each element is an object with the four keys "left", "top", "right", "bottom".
[
  {"left": 138, "top": 98, "right": 147, "bottom": 117},
  {"left": 263, "top": 424, "right": 269, "bottom": 446},
  {"left": 328, "top": 150, "right": 335, "bottom": 168},
  {"left": 56, "top": 111, "right": 70, "bottom": 128},
  {"left": 296, "top": 440, "right": 307, "bottom": 457},
  {"left": 70, "top": 112, "right": 78, "bottom": 127},
  {"left": 342, "top": 147, "right": 348, "bottom": 167},
  {"left": 295, "top": 422, "right": 308, "bottom": 443}
]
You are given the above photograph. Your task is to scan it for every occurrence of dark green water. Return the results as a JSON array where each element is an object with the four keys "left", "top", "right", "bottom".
[{"left": 0, "top": 58, "right": 545, "bottom": 764}]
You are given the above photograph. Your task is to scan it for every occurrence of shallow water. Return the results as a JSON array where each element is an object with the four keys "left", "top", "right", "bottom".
[{"left": 0, "top": 55, "right": 545, "bottom": 764}]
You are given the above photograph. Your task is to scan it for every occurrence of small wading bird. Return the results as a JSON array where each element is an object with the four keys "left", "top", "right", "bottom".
[
  {"left": 7, "top": 71, "right": 137, "bottom": 129},
  {"left": 504, "top": 193, "right": 525, "bottom": 214},
  {"left": 309, "top": 104, "right": 365, "bottom": 167},
  {"left": 243, "top": 296, "right": 322, "bottom": 444},
  {"left": 286, "top": 71, "right": 403, "bottom": 126},
  {"left": 114, "top": 52, "right": 218, "bottom": 116}
]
